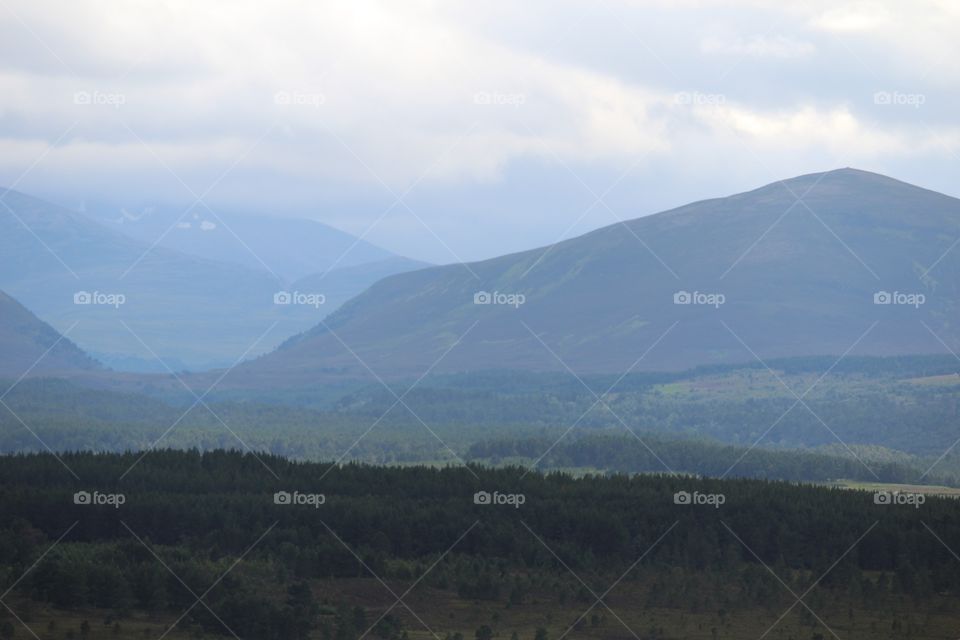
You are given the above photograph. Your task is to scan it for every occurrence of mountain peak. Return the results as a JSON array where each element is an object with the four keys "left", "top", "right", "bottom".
[
  {"left": 230, "top": 169, "right": 960, "bottom": 384},
  {"left": 773, "top": 166, "right": 938, "bottom": 194}
]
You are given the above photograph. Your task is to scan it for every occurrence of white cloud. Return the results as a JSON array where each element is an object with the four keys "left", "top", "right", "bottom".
[
  {"left": 1, "top": 0, "right": 959, "bottom": 261},
  {"left": 812, "top": 4, "right": 893, "bottom": 32},
  {"left": 809, "top": 1, "right": 960, "bottom": 87},
  {"left": 701, "top": 34, "right": 816, "bottom": 58}
]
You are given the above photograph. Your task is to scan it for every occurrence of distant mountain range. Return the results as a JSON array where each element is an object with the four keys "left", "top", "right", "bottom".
[
  {"left": 85, "top": 201, "right": 397, "bottom": 282},
  {"left": 229, "top": 168, "right": 960, "bottom": 385},
  {"left": 0, "top": 188, "right": 425, "bottom": 371}
]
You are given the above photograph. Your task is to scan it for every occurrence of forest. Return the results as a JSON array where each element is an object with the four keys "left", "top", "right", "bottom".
[
  {"left": 3, "top": 354, "right": 960, "bottom": 487},
  {"left": 2, "top": 451, "right": 960, "bottom": 639}
]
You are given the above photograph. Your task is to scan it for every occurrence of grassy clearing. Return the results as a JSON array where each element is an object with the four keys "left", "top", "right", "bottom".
[{"left": 831, "top": 479, "right": 960, "bottom": 496}]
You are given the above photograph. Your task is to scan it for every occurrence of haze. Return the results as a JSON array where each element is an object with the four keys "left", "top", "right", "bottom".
[{"left": 2, "top": 0, "right": 958, "bottom": 264}]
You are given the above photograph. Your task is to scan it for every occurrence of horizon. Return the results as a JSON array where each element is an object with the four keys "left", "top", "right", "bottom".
[{"left": 2, "top": 164, "right": 953, "bottom": 269}]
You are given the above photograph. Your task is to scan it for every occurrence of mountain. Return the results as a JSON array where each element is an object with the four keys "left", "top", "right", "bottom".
[
  {"left": 86, "top": 202, "right": 396, "bottom": 282},
  {"left": 0, "top": 187, "right": 282, "bottom": 370},
  {"left": 0, "top": 291, "right": 100, "bottom": 377},
  {"left": 231, "top": 169, "right": 960, "bottom": 384},
  {"left": 0, "top": 189, "right": 423, "bottom": 371},
  {"left": 290, "top": 256, "right": 431, "bottom": 306}
]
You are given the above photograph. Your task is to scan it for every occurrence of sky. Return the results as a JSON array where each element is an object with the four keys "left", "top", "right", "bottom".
[{"left": 1, "top": 0, "right": 958, "bottom": 264}]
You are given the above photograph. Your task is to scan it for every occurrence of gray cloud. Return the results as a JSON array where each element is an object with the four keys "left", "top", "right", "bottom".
[{"left": 0, "top": 0, "right": 958, "bottom": 262}]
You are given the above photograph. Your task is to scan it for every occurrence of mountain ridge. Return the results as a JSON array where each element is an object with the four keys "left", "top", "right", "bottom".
[
  {"left": 81, "top": 198, "right": 401, "bottom": 282},
  {"left": 0, "top": 290, "right": 101, "bottom": 377},
  {"left": 226, "top": 167, "right": 960, "bottom": 385}
]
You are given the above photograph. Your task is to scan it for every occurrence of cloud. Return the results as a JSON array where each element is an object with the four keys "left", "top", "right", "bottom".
[
  {"left": 699, "top": 103, "right": 955, "bottom": 156},
  {"left": 0, "top": 0, "right": 959, "bottom": 261},
  {"left": 812, "top": 4, "right": 893, "bottom": 32},
  {"left": 701, "top": 34, "right": 816, "bottom": 58}
]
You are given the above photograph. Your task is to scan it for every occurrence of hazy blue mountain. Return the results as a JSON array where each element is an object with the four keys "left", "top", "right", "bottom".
[
  {"left": 233, "top": 169, "right": 960, "bottom": 384},
  {"left": 0, "top": 189, "right": 423, "bottom": 371},
  {"left": 0, "top": 187, "right": 282, "bottom": 370},
  {"left": 290, "top": 256, "right": 431, "bottom": 306},
  {"left": 85, "top": 201, "right": 396, "bottom": 282},
  {"left": 0, "top": 290, "right": 100, "bottom": 376}
]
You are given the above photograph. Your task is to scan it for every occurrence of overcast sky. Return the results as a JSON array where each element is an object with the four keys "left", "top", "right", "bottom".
[{"left": 1, "top": 0, "right": 958, "bottom": 263}]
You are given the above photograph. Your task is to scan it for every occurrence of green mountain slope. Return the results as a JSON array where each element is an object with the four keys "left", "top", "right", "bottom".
[
  {"left": 235, "top": 168, "right": 960, "bottom": 382},
  {"left": 0, "top": 290, "right": 100, "bottom": 376}
]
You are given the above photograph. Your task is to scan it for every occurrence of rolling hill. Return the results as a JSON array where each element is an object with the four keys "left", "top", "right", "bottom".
[
  {"left": 0, "top": 290, "right": 100, "bottom": 377},
  {"left": 231, "top": 168, "right": 960, "bottom": 384}
]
